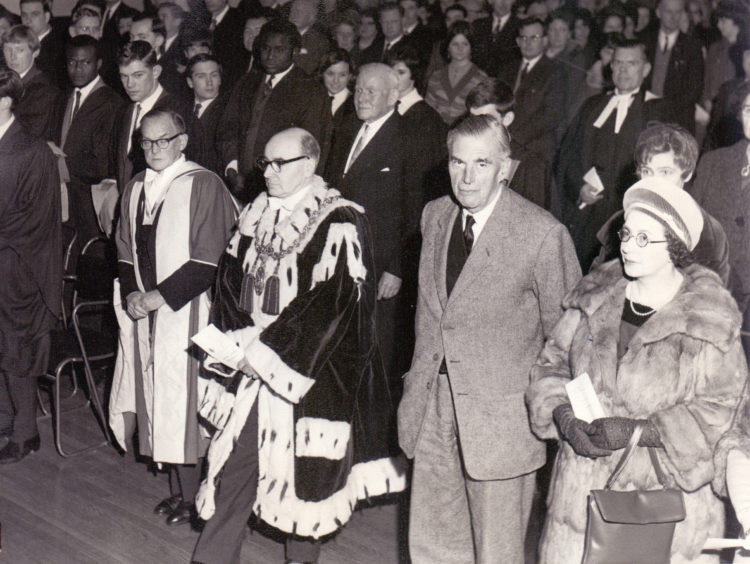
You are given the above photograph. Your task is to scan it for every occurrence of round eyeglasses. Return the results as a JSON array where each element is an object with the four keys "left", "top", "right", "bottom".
[
  {"left": 140, "top": 132, "right": 183, "bottom": 151},
  {"left": 256, "top": 155, "right": 309, "bottom": 173},
  {"left": 617, "top": 227, "right": 667, "bottom": 247}
]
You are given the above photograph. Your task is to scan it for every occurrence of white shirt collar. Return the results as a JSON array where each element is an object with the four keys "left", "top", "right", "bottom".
[
  {"left": 135, "top": 83, "right": 163, "bottom": 120},
  {"left": 106, "top": 1, "right": 121, "bottom": 17},
  {"left": 658, "top": 29, "right": 679, "bottom": 50},
  {"left": 330, "top": 89, "right": 349, "bottom": 115},
  {"left": 492, "top": 13, "right": 510, "bottom": 31},
  {"left": 193, "top": 95, "right": 217, "bottom": 117},
  {"left": 0, "top": 115, "right": 15, "bottom": 142},
  {"left": 143, "top": 154, "right": 186, "bottom": 220},
  {"left": 385, "top": 34, "right": 403, "bottom": 47},
  {"left": 18, "top": 65, "right": 33, "bottom": 79},
  {"left": 212, "top": 5, "right": 229, "bottom": 25},
  {"left": 462, "top": 184, "right": 503, "bottom": 241},
  {"left": 268, "top": 183, "right": 313, "bottom": 220},
  {"left": 522, "top": 53, "right": 543, "bottom": 72},
  {"left": 266, "top": 63, "right": 294, "bottom": 88},
  {"left": 398, "top": 87, "right": 423, "bottom": 114},
  {"left": 404, "top": 22, "right": 418, "bottom": 35},
  {"left": 75, "top": 75, "right": 102, "bottom": 107},
  {"left": 38, "top": 27, "right": 51, "bottom": 42},
  {"left": 164, "top": 34, "right": 178, "bottom": 52}
]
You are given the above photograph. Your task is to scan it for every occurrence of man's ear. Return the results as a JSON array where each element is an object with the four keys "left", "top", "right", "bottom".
[
  {"left": 186, "top": 75, "right": 194, "bottom": 89},
  {"left": 502, "top": 110, "right": 515, "bottom": 127},
  {"left": 642, "top": 60, "right": 651, "bottom": 78},
  {"left": 96, "top": 58, "right": 103, "bottom": 72},
  {"left": 152, "top": 64, "right": 163, "bottom": 80}
]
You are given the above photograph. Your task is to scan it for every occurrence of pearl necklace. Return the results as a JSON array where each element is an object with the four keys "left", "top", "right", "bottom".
[{"left": 626, "top": 284, "right": 655, "bottom": 317}]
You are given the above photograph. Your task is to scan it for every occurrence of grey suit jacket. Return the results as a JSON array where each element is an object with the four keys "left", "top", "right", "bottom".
[{"left": 398, "top": 188, "right": 581, "bottom": 480}]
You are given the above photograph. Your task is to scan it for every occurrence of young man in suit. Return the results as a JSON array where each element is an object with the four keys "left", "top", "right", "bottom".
[
  {"left": 20, "top": 0, "right": 66, "bottom": 88},
  {"left": 471, "top": 0, "right": 521, "bottom": 78},
  {"left": 641, "top": 0, "right": 704, "bottom": 132},
  {"left": 100, "top": 0, "right": 140, "bottom": 91},
  {"left": 54, "top": 34, "right": 126, "bottom": 246},
  {"left": 557, "top": 38, "right": 672, "bottom": 271},
  {"left": 156, "top": 4, "right": 189, "bottom": 101},
  {"left": 217, "top": 18, "right": 327, "bottom": 203},
  {"left": 114, "top": 40, "right": 187, "bottom": 192},
  {"left": 289, "top": 0, "right": 330, "bottom": 75},
  {"left": 0, "top": 68, "right": 61, "bottom": 464},
  {"left": 398, "top": 113, "right": 581, "bottom": 563},
  {"left": 2, "top": 24, "right": 59, "bottom": 140},
  {"left": 185, "top": 53, "right": 227, "bottom": 175},
  {"left": 507, "top": 17, "right": 566, "bottom": 209},
  {"left": 206, "top": 0, "right": 248, "bottom": 91},
  {"left": 324, "top": 63, "right": 423, "bottom": 386}
]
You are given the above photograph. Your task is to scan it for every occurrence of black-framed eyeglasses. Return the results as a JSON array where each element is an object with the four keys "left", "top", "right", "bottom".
[
  {"left": 140, "top": 132, "right": 184, "bottom": 151},
  {"left": 617, "top": 227, "right": 667, "bottom": 247},
  {"left": 256, "top": 155, "right": 309, "bottom": 172}
]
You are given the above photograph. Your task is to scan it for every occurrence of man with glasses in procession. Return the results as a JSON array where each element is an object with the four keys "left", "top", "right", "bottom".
[
  {"left": 191, "top": 126, "right": 405, "bottom": 564},
  {"left": 111, "top": 108, "right": 238, "bottom": 527}
]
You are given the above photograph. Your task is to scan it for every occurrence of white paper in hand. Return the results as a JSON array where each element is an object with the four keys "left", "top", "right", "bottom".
[
  {"left": 191, "top": 324, "right": 245, "bottom": 370},
  {"left": 565, "top": 373, "right": 606, "bottom": 423}
]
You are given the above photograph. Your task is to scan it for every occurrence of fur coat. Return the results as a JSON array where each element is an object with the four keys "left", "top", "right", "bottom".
[{"left": 526, "top": 259, "right": 747, "bottom": 564}]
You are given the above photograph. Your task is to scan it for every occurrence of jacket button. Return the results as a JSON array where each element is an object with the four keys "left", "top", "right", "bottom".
[{"left": 433, "top": 353, "right": 439, "bottom": 361}]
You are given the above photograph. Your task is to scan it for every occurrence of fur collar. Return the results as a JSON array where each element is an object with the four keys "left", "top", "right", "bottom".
[
  {"left": 237, "top": 175, "right": 363, "bottom": 248},
  {"left": 565, "top": 259, "right": 742, "bottom": 352}
]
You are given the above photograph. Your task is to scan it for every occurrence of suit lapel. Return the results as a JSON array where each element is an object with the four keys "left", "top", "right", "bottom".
[
  {"left": 446, "top": 188, "right": 511, "bottom": 305},
  {"left": 434, "top": 202, "right": 458, "bottom": 310},
  {"left": 345, "top": 112, "right": 398, "bottom": 179}
]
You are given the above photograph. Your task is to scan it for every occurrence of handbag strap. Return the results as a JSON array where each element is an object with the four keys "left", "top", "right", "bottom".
[
  {"left": 605, "top": 422, "right": 644, "bottom": 489},
  {"left": 605, "top": 421, "right": 671, "bottom": 489}
]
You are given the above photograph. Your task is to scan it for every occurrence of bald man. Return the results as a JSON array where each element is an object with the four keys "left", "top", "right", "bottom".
[{"left": 193, "top": 127, "right": 405, "bottom": 564}]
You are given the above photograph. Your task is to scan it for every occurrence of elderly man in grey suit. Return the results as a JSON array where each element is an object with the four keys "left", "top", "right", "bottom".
[{"left": 398, "top": 114, "right": 581, "bottom": 563}]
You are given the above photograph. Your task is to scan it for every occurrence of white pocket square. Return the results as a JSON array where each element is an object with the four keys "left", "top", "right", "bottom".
[{"left": 380, "top": 167, "right": 390, "bottom": 172}]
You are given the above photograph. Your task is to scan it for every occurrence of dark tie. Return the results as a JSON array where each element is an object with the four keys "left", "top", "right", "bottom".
[
  {"left": 263, "top": 74, "right": 275, "bottom": 98},
  {"left": 193, "top": 102, "right": 202, "bottom": 119},
  {"left": 463, "top": 214, "right": 475, "bottom": 253},
  {"left": 72, "top": 90, "right": 82, "bottom": 120},
  {"left": 346, "top": 124, "right": 369, "bottom": 173},
  {"left": 513, "top": 61, "right": 528, "bottom": 94}
]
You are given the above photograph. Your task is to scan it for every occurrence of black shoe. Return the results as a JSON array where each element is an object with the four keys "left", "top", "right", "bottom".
[
  {"left": 166, "top": 500, "right": 195, "bottom": 526},
  {"left": 154, "top": 494, "right": 183, "bottom": 515},
  {"left": 0, "top": 435, "right": 40, "bottom": 464}
]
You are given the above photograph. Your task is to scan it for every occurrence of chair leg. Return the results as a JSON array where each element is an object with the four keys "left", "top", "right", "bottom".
[
  {"left": 81, "top": 360, "right": 112, "bottom": 446},
  {"left": 37, "top": 385, "right": 49, "bottom": 416}
]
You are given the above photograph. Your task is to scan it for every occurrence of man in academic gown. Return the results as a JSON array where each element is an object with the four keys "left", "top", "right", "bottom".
[
  {"left": 111, "top": 108, "right": 237, "bottom": 526},
  {"left": 0, "top": 68, "right": 62, "bottom": 464},
  {"left": 556, "top": 38, "right": 671, "bottom": 271}
]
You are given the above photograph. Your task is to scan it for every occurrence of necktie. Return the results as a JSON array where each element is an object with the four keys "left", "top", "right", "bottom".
[
  {"left": 71, "top": 90, "right": 82, "bottom": 121},
  {"left": 383, "top": 41, "right": 391, "bottom": 59},
  {"left": 263, "top": 74, "right": 275, "bottom": 98},
  {"left": 463, "top": 214, "right": 475, "bottom": 253},
  {"left": 513, "top": 61, "right": 528, "bottom": 94},
  {"left": 661, "top": 35, "right": 668, "bottom": 52},
  {"left": 346, "top": 124, "right": 369, "bottom": 173},
  {"left": 128, "top": 103, "right": 141, "bottom": 153},
  {"left": 193, "top": 102, "right": 202, "bottom": 119}
]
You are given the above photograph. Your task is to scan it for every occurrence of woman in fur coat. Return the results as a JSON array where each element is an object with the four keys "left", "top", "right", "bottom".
[{"left": 526, "top": 177, "right": 748, "bottom": 564}]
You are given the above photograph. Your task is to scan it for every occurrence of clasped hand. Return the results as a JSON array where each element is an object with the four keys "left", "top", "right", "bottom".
[{"left": 126, "top": 290, "right": 165, "bottom": 320}]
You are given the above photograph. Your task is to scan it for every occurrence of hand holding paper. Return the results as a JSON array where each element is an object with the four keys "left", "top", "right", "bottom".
[
  {"left": 579, "top": 167, "right": 605, "bottom": 209},
  {"left": 565, "top": 373, "right": 606, "bottom": 423},
  {"left": 191, "top": 324, "right": 247, "bottom": 372}
]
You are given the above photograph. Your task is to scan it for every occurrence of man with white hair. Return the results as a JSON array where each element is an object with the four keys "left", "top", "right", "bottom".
[
  {"left": 192, "top": 126, "right": 405, "bottom": 564},
  {"left": 324, "top": 62, "right": 423, "bottom": 389},
  {"left": 398, "top": 113, "right": 580, "bottom": 563}
]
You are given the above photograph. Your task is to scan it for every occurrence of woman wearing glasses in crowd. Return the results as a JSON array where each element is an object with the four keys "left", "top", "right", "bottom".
[{"left": 526, "top": 177, "right": 747, "bottom": 563}]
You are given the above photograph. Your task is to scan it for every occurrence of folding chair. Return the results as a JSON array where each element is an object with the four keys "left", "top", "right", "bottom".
[{"left": 40, "top": 236, "right": 116, "bottom": 457}]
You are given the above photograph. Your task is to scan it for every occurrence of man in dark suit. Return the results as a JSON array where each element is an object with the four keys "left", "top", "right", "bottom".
[
  {"left": 185, "top": 53, "right": 228, "bottom": 175},
  {"left": 325, "top": 63, "right": 422, "bottom": 383},
  {"left": 156, "top": 3, "right": 189, "bottom": 102},
  {"left": 471, "top": 0, "right": 521, "bottom": 79},
  {"left": 0, "top": 68, "right": 61, "bottom": 464},
  {"left": 218, "top": 18, "right": 327, "bottom": 202},
  {"left": 113, "top": 40, "right": 187, "bottom": 192},
  {"left": 641, "top": 0, "right": 703, "bottom": 132},
  {"left": 100, "top": 0, "right": 140, "bottom": 91},
  {"left": 3, "top": 25, "right": 59, "bottom": 140},
  {"left": 206, "top": 0, "right": 248, "bottom": 91},
  {"left": 507, "top": 18, "right": 566, "bottom": 209},
  {"left": 400, "top": 0, "right": 434, "bottom": 63},
  {"left": 20, "top": 0, "right": 66, "bottom": 88},
  {"left": 556, "top": 38, "right": 672, "bottom": 271},
  {"left": 289, "top": 0, "right": 330, "bottom": 75},
  {"left": 53, "top": 35, "right": 126, "bottom": 245},
  {"left": 398, "top": 113, "right": 580, "bottom": 563},
  {"left": 379, "top": 2, "right": 420, "bottom": 64}
]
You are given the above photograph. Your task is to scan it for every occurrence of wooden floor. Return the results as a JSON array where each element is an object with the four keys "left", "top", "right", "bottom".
[{"left": 0, "top": 383, "right": 550, "bottom": 564}]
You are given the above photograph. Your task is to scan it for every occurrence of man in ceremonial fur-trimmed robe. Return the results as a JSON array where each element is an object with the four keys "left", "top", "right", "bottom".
[
  {"left": 110, "top": 109, "right": 238, "bottom": 527},
  {"left": 192, "top": 127, "right": 406, "bottom": 564}
]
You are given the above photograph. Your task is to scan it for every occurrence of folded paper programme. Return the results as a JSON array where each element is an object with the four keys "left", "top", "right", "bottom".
[
  {"left": 191, "top": 324, "right": 245, "bottom": 370},
  {"left": 565, "top": 373, "right": 606, "bottom": 423}
]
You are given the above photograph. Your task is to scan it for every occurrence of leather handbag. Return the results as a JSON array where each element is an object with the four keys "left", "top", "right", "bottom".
[{"left": 582, "top": 422, "right": 686, "bottom": 564}]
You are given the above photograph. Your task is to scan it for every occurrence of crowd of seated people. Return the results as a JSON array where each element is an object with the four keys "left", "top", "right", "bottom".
[{"left": 1, "top": 0, "right": 750, "bottom": 561}]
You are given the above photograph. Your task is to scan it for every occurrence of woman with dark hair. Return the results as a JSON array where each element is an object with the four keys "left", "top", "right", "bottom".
[
  {"left": 356, "top": 8, "right": 384, "bottom": 66},
  {"left": 572, "top": 8, "right": 597, "bottom": 69},
  {"left": 705, "top": 41, "right": 750, "bottom": 150},
  {"left": 526, "top": 177, "right": 748, "bottom": 564},
  {"left": 424, "top": 20, "right": 486, "bottom": 124},
  {"left": 318, "top": 48, "right": 356, "bottom": 171}
]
